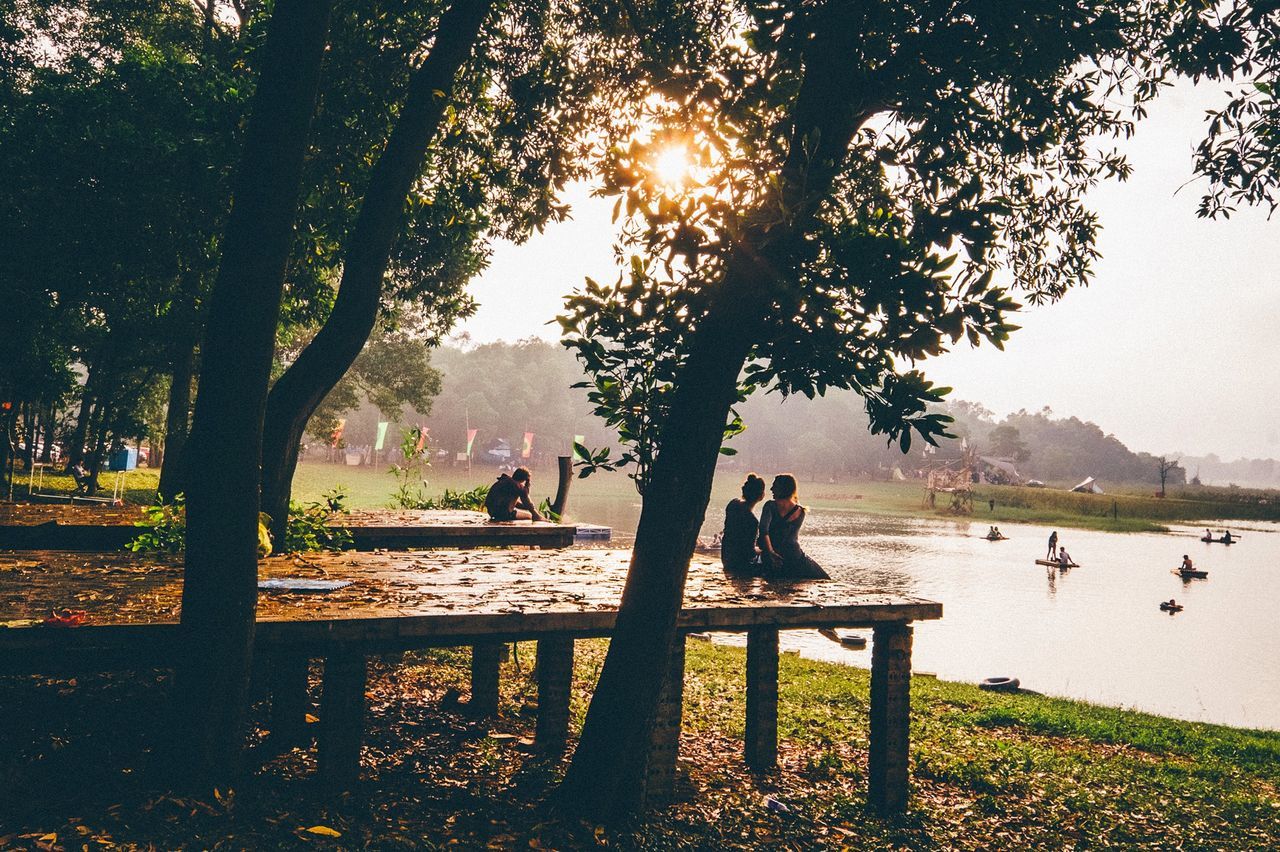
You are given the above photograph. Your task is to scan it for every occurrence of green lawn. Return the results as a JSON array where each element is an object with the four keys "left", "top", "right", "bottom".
[
  {"left": 5, "top": 639, "right": 1275, "bottom": 849},
  {"left": 10, "top": 459, "right": 1280, "bottom": 535}
]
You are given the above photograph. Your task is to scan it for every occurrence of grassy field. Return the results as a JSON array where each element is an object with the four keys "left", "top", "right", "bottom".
[
  {"left": 2, "top": 639, "right": 1276, "bottom": 848},
  {"left": 9, "top": 460, "right": 1280, "bottom": 534}
]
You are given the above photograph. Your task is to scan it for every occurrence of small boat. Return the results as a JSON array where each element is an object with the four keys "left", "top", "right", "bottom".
[
  {"left": 984, "top": 535, "right": 1009, "bottom": 542},
  {"left": 1035, "top": 559, "right": 1079, "bottom": 568},
  {"left": 1159, "top": 601, "right": 1184, "bottom": 612},
  {"left": 819, "top": 628, "right": 868, "bottom": 648},
  {"left": 1200, "top": 536, "right": 1238, "bottom": 544},
  {"left": 695, "top": 533, "right": 722, "bottom": 554},
  {"left": 1173, "top": 568, "right": 1208, "bottom": 579}
]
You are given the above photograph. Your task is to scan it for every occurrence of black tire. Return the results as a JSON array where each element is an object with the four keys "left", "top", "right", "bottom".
[{"left": 979, "top": 677, "right": 1021, "bottom": 693}]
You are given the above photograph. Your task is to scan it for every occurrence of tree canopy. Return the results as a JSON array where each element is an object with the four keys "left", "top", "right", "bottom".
[{"left": 556, "top": 0, "right": 1245, "bottom": 819}]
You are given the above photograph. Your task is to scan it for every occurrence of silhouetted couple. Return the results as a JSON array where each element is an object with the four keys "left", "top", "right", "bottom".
[{"left": 721, "top": 473, "right": 828, "bottom": 580}]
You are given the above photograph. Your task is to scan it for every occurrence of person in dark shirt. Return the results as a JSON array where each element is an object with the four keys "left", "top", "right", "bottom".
[
  {"left": 721, "top": 473, "right": 767, "bottom": 574},
  {"left": 758, "top": 473, "right": 828, "bottom": 580},
  {"left": 484, "top": 467, "right": 542, "bottom": 521}
]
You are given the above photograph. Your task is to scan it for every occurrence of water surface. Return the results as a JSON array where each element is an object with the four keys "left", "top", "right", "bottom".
[{"left": 578, "top": 499, "right": 1279, "bottom": 731}]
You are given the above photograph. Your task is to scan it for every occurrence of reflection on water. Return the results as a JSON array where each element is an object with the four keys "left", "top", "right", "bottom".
[{"left": 577, "top": 497, "right": 1280, "bottom": 731}]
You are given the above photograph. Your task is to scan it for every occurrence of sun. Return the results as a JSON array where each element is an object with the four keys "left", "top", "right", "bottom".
[{"left": 652, "top": 145, "right": 691, "bottom": 188}]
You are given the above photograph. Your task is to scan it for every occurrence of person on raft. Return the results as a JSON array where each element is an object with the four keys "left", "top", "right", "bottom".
[
  {"left": 1047, "top": 530, "right": 1058, "bottom": 559},
  {"left": 758, "top": 474, "right": 829, "bottom": 580},
  {"left": 720, "top": 473, "right": 766, "bottom": 575},
  {"left": 1181, "top": 554, "right": 1195, "bottom": 571},
  {"left": 484, "top": 467, "right": 543, "bottom": 522},
  {"left": 1057, "top": 546, "right": 1073, "bottom": 567},
  {"left": 1222, "top": 530, "right": 1234, "bottom": 544}
]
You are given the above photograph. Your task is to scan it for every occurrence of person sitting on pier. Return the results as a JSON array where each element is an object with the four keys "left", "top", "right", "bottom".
[
  {"left": 758, "top": 474, "right": 829, "bottom": 580},
  {"left": 721, "top": 473, "right": 766, "bottom": 575},
  {"left": 484, "top": 467, "right": 543, "bottom": 522}
]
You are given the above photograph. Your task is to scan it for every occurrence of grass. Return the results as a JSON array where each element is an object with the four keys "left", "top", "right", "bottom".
[
  {"left": 9, "top": 459, "right": 1280, "bottom": 535},
  {"left": 2, "top": 639, "right": 1276, "bottom": 849},
  {"left": 6, "top": 467, "right": 163, "bottom": 506}
]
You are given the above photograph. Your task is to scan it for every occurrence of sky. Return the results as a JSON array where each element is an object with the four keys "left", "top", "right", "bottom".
[{"left": 455, "top": 78, "right": 1279, "bottom": 462}]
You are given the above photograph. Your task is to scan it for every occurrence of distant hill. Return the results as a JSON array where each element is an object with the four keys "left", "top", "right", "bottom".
[{"left": 320, "top": 339, "right": 1280, "bottom": 489}]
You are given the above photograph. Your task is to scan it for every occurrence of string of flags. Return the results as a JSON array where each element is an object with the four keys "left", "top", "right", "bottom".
[{"left": 328, "top": 420, "right": 588, "bottom": 460}]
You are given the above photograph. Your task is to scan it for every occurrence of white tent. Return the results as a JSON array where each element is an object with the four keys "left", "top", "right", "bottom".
[{"left": 1071, "top": 476, "right": 1104, "bottom": 494}]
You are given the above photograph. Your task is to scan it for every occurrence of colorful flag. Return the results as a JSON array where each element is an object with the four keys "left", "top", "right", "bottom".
[
  {"left": 521, "top": 432, "right": 534, "bottom": 459},
  {"left": 374, "top": 421, "right": 389, "bottom": 451},
  {"left": 466, "top": 428, "right": 478, "bottom": 456},
  {"left": 330, "top": 419, "right": 346, "bottom": 446},
  {"left": 415, "top": 425, "right": 429, "bottom": 452}
]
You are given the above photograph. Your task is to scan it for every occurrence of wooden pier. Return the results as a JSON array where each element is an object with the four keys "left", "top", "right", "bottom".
[
  {"left": 0, "top": 504, "right": 577, "bottom": 551},
  {"left": 0, "top": 548, "right": 941, "bottom": 812}
]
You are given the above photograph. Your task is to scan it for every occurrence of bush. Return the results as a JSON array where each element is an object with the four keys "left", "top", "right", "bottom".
[{"left": 128, "top": 489, "right": 352, "bottom": 555}]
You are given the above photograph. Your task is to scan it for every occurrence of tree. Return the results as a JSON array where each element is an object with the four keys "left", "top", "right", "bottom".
[
  {"left": 176, "top": 0, "right": 332, "bottom": 785},
  {"left": 988, "top": 424, "right": 1031, "bottom": 464},
  {"left": 1157, "top": 455, "right": 1181, "bottom": 497},
  {"left": 0, "top": 1, "right": 252, "bottom": 495},
  {"left": 258, "top": 0, "right": 599, "bottom": 541},
  {"left": 256, "top": 0, "right": 493, "bottom": 541},
  {"left": 1172, "top": 3, "right": 1280, "bottom": 218},
  {"left": 557, "top": 0, "right": 1189, "bottom": 819},
  {"left": 305, "top": 329, "right": 444, "bottom": 448}
]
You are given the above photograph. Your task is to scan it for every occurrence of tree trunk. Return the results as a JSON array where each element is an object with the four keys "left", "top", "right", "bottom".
[
  {"left": 21, "top": 402, "right": 36, "bottom": 469},
  {"left": 65, "top": 373, "right": 95, "bottom": 470},
  {"left": 85, "top": 402, "right": 111, "bottom": 494},
  {"left": 558, "top": 5, "right": 867, "bottom": 820},
  {"left": 557, "top": 251, "right": 771, "bottom": 818},
  {"left": 0, "top": 409, "right": 11, "bottom": 492},
  {"left": 259, "top": 0, "right": 493, "bottom": 542},
  {"left": 39, "top": 403, "right": 57, "bottom": 463},
  {"left": 175, "top": 0, "right": 331, "bottom": 788},
  {"left": 159, "top": 343, "right": 196, "bottom": 499}
]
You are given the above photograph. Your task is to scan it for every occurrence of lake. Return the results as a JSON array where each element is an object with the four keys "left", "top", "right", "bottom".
[{"left": 576, "top": 498, "right": 1280, "bottom": 731}]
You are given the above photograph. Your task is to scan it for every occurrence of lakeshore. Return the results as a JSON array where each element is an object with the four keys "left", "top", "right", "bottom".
[
  {"left": 13, "top": 464, "right": 1280, "bottom": 535},
  {"left": 2, "top": 640, "right": 1276, "bottom": 849}
]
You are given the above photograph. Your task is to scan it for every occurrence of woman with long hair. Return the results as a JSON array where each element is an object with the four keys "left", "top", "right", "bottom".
[
  {"left": 721, "top": 473, "right": 766, "bottom": 574},
  {"left": 758, "top": 474, "right": 828, "bottom": 580}
]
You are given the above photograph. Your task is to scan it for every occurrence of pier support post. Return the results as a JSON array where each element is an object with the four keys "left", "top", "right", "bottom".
[
  {"left": 869, "top": 622, "right": 913, "bottom": 813},
  {"left": 318, "top": 652, "right": 367, "bottom": 789},
  {"left": 642, "top": 632, "right": 686, "bottom": 806},
  {"left": 268, "top": 653, "right": 312, "bottom": 748},
  {"left": 745, "top": 626, "right": 779, "bottom": 769},
  {"left": 535, "top": 637, "right": 574, "bottom": 752},
  {"left": 469, "top": 642, "right": 502, "bottom": 717}
]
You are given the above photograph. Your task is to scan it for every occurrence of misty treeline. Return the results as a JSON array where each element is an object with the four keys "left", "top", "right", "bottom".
[{"left": 317, "top": 338, "right": 1257, "bottom": 489}]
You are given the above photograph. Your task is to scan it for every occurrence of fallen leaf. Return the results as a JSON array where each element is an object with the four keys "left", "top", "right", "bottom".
[{"left": 304, "top": 825, "right": 342, "bottom": 837}]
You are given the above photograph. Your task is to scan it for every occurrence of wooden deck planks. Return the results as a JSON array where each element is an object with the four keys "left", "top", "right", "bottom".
[{"left": 0, "top": 549, "right": 941, "bottom": 650}]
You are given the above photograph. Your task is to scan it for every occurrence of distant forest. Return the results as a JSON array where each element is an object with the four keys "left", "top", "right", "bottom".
[{"left": 318, "top": 339, "right": 1277, "bottom": 490}]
